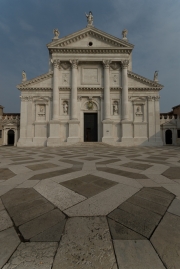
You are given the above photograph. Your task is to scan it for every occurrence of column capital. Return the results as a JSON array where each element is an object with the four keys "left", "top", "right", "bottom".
[
  {"left": 103, "top": 60, "right": 112, "bottom": 68},
  {"left": 121, "top": 60, "right": 129, "bottom": 68},
  {"left": 70, "top": 59, "right": 79, "bottom": 69},
  {"left": 51, "top": 59, "right": 60, "bottom": 68}
]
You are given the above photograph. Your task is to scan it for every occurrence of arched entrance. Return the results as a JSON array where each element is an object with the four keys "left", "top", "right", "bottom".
[
  {"left": 8, "top": 130, "right": 15, "bottom": 145},
  {"left": 165, "top": 129, "right": 172, "bottom": 144}
]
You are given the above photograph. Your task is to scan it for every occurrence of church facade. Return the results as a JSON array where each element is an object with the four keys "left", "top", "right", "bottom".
[{"left": 17, "top": 14, "right": 163, "bottom": 147}]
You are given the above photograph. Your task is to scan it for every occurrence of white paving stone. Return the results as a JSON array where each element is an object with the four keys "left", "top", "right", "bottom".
[
  {"left": 52, "top": 217, "right": 117, "bottom": 269},
  {"left": 0, "top": 210, "right": 13, "bottom": 232},
  {"left": 168, "top": 198, "right": 180, "bottom": 217},
  {"left": 64, "top": 183, "right": 139, "bottom": 216},
  {"left": 34, "top": 178, "right": 86, "bottom": 211},
  {"left": 162, "top": 183, "right": 180, "bottom": 197}
]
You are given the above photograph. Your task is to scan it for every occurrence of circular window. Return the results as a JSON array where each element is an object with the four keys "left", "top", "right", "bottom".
[{"left": 89, "top": 42, "right": 93, "bottom": 46}]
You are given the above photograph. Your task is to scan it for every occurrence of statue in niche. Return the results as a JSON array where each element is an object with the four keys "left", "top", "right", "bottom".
[
  {"left": 53, "top": 29, "right": 60, "bottom": 39},
  {"left": 113, "top": 74, "right": 117, "bottom": 83},
  {"left": 39, "top": 106, "right": 44, "bottom": 113},
  {"left": 154, "top": 71, "right": 158, "bottom": 82},
  {"left": 85, "top": 11, "right": 93, "bottom": 26},
  {"left": 136, "top": 106, "right": 143, "bottom": 115},
  {"left": 22, "top": 70, "right": 27, "bottom": 82},
  {"left": 63, "top": 101, "right": 68, "bottom": 115},
  {"left": 113, "top": 101, "right": 118, "bottom": 115}
]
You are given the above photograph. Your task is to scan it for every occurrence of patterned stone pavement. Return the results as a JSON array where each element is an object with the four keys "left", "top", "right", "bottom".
[{"left": 0, "top": 143, "right": 180, "bottom": 268}]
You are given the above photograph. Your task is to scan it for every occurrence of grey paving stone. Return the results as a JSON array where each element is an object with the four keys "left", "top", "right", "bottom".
[
  {"left": 126, "top": 195, "right": 167, "bottom": 215},
  {"left": 0, "top": 198, "right": 5, "bottom": 211},
  {"left": 168, "top": 198, "right": 180, "bottom": 217},
  {"left": 108, "top": 218, "right": 145, "bottom": 240},
  {"left": 26, "top": 162, "right": 59, "bottom": 171},
  {"left": 9, "top": 159, "right": 47, "bottom": 165},
  {"left": 120, "top": 162, "right": 152, "bottom": 170},
  {"left": 147, "top": 156, "right": 168, "bottom": 160},
  {"left": 162, "top": 167, "right": 180, "bottom": 179},
  {"left": 96, "top": 159, "right": 120, "bottom": 165},
  {"left": 97, "top": 167, "right": 148, "bottom": 179},
  {"left": 0, "top": 227, "right": 20, "bottom": 268},
  {"left": 52, "top": 217, "right": 118, "bottom": 269},
  {"left": 118, "top": 201, "right": 161, "bottom": 224},
  {"left": 2, "top": 188, "right": 42, "bottom": 209},
  {"left": 151, "top": 212, "right": 180, "bottom": 269},
  {"left": 2, "top": 242, "right": 58, "bottom": 269},
  {"left": 0, "top": 210, "right": 13, "bottom": 232},
  {"left": 114, "top": 240, "right": 165, "bottom": 269},
  {"left": 0, "top": 168, "right": 16, "bottom": 180},
  {"left": 80, "top": 157, "right": 101, "bottom": 161},
  {"left": 131, "top": 158, "right": 170, "bottom": 165},
  {"left": 142, "top": 187, "right": 175, "bottom": 200},
  {"left": 29, "top": 168, "right": 77, "bottom": 180},
  {"left": 30, "top": 220, "right": 66, "bottom": 242},
  {"left": 19, "top": 209, "right": 65, "bottom": 240},
  {"left": 136, "top": 189, "right": 173, "bottom": 207},
  {"left": 10, "top": 157, "right": 34, "bottom": 161},
  {"left": 108, "top": 208, "right": 156, "bottom": 238},
  {"left": 12, "top": 202, "right": 55, "bottom": 226}
]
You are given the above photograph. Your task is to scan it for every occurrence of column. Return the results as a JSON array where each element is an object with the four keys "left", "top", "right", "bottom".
[
  {"left": 121, "top": 60, "right": 129, "bottom": 120},
  {"left": 67, "top": 59, "right": 80, "bottom": 143},
  {"left": 103, "top": 60, "right": 111, "bottom": 120},
  {"left": 70, "top": 60, "right": 78, "bottom": 120},
  {"left": 52, "top": 59, "right": 60, "bottom": 120}
]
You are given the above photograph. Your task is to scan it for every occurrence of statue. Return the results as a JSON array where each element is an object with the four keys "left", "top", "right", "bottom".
[
  {"left": 63, "top": 101, "right": 68, "bottom": 115},
  {"left": 113, "top": 101, "right": 118, "bottom": 115},
  {"left": 154, "top": 71, "right": 158, "bottom": 82},
  {"left": 22, "top": 70, "right": 27, "bottom": 82},
  {"left": 122, "top": 29, "right": 128, "bottom": 40},
  {"left": 85, "top": 11, "right": 93, "bottom": 26},
  {"left": 53, "top": 29, "right": 60, "bottom": 39}
]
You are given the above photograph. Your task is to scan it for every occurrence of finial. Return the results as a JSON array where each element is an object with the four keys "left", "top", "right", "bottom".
[
  {"left": 53, "top": 29, "right": 60, "bottom": 40},
  {"left": 85, "top": 11, "right": 94, "bottom": 27},
  {"left": 22, "top": 70, "right": 27, "bottom": 82},
  {"left": 122, "top": 29, "right": 128, "bottom": 41},
  {"left": 154, "top": 71, "right": 158, "bottom": 82}
]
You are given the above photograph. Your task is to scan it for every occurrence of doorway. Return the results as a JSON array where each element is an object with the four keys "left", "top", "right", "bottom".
[
  {"left": 8, "top": 130, "right": 15, "bottom": 145},
  {"left": 165, "top": 129, "right": 172, "bottom": 144},
  {"left": 84, "top": 113, "right": 98, "bottom": 142}
]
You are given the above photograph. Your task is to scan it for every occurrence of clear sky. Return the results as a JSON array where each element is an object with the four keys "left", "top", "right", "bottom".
[{"left": 0, "top": 0, "right": 179, "bottom": 113}]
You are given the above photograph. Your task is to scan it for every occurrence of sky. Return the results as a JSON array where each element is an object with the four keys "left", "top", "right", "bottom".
[{"left": 0, "top": 0, "right": 180, "bottom": 113}]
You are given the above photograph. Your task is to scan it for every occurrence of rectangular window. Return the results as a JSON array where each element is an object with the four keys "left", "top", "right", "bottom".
[
  {"left": 0, "top": 130, "right": 2, "bottom": 138},
  {"left": 177, "top": 130, "right": 180, "bottom": 138}
]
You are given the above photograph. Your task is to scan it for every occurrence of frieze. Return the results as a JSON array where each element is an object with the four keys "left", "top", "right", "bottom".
[
  {"left": 128, "top": 87, "right": 161, "bottom": 91},
  {"left": 49, "top": 48, "right": 132, "bottom": 54},
  {"left": 20, "top": 88, "right": 52, "bottom": 92},
  {"left": 59, "top": 87, "right": 71, "bottom": 91},
  {"left": 78, "top": 87, "right": 103, "bottom": 92}
]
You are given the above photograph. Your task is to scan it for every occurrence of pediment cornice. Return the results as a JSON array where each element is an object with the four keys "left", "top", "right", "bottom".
[
  {"left": 17, "top": 72, "right": 53, "bottom": 90},
  {"left": 128, "top": 71, "right": 163, "bottom": 89},
  {"left": 47, "top": 27, "right": 134, "bottom": 51}
]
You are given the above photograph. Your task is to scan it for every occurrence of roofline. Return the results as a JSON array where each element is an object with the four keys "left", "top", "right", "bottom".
[{"left": 172, "top": 104, "right": 180, "bottom": 109}]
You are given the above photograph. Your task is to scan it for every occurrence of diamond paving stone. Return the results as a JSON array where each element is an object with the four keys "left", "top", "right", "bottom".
[
  {"left": 29, "top": 168, "right": 78, "bottom": 180},
  {"left": 120, "top": 162, "right": 152, "bottom": 170},
  {"left": 96, "top": 159, "right": 120, "bottom": 165},
  {"left": 60, "top": 174, "right": 118, "bottom": 198},
  {"left": 0, "top": 210, "right": 13, "bottom": 232},
  {"left": 97, "top": 167, "right": 148, "bottom": 179},
  {"left": 80, "top": 157, "right": 101, "bottom": 161},
  {"left": 0, "top": 168, "right": 16, "bottom": 180},
  {"left": 19, "top": 209, "right": 66, "bottom": 240},
  {"left": 162, "top": 167, "right": 180, "bottom": 179},
  {"left": 151, "top": 212, "right": 180, "bottom": 269},
  {"left": 114, "top": 240, "right": 165, "bottom": 269},
  {"left": 167, "top": 198, "right": 180, "bottom": 217},
  {"left": 52, "top": 217, "right": 118, "bottom": 269},
  {"left": 26, "top": 162, "right": 59, "bottom": 171},
  {"left": 2, "top": 242, "right": 58, "bottom": 269},
  {"left": 0, "top": 227, "right": 20, "bottom": 268}
]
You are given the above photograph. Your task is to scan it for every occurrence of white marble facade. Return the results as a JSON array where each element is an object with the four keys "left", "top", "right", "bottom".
[{"left": 17, "top": 14, "right": 163, "bottom": 147}]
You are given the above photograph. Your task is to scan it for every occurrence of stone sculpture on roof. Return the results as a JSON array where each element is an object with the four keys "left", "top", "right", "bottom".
[{"left": 85, "top": 11, "right": 93, "bottom": 26}]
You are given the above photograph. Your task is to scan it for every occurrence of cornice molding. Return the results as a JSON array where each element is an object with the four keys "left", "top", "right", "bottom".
[
  {"left": 17, "top": 72, "right": 53, "bottom": 90},
  {"left": 49, "top": 48, "right": 132, "bottom": 54},
  {"left": 128, "top": 87, "right": 162, "bottom": 91},
  {"left": 78, "top": 87, "right": 104, "bottom": 92},
  {"left": 20, "top": 88, "right": 52, "bottom": 92},
  {"left": 128, "top": 71, "right": 163, "bottom": 88}
]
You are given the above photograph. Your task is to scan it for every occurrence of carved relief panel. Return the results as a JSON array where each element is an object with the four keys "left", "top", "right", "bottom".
[
  {"left": 110, "top": 73, "right": 120, "bottom": 87},
  {"left": 62, "top": 72, "right": 70, "bottom": 86},
  {"left": 37, "top": 104, "right": 46, "bottom": 121},
  {"left": 131, "top": 98, "right": 146, "bottom": 122},
  {"left": 80, "top": 64, "right": 101, "bottom": 86}
]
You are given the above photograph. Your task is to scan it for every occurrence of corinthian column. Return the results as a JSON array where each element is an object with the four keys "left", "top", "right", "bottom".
[
  {"left": 70, "top": 60, "right": 78, "bottom": 120},
  {"left": 52, "top": 59, "right": 60, "bottom": 120},
  {"left": 103, "top": 60, "right": 111, "bottom": 120},
  {"left": 121, "top": 60, "right": 129, "bottom": 120}
]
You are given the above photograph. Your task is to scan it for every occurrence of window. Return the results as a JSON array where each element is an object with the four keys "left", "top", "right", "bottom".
[
  {"left": 0, "top": 130, "right": 2, "bottom": 138},
  {"left": 177, "top": 130, "right": 180, "bottom": 138}
]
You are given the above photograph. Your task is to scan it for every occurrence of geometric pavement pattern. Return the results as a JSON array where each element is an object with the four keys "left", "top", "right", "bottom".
[{"left": 0, "top": 143, "right": 180, "bottom": 268}]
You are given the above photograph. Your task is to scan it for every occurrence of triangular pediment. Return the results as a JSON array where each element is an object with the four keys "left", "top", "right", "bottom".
[
  {"left": 47, "top": 27, "right": 134, "bottom": 49},
  {"left": 128, "top": 71, "right": 163, "bottom": 89},
  {"left": 17, "top": 72, "right": 53, "bottom": 90}
]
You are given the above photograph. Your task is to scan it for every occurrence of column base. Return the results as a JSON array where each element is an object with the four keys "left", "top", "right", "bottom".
[{"left": 47, "top": 137, "right": 62, "bottom": 147}]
